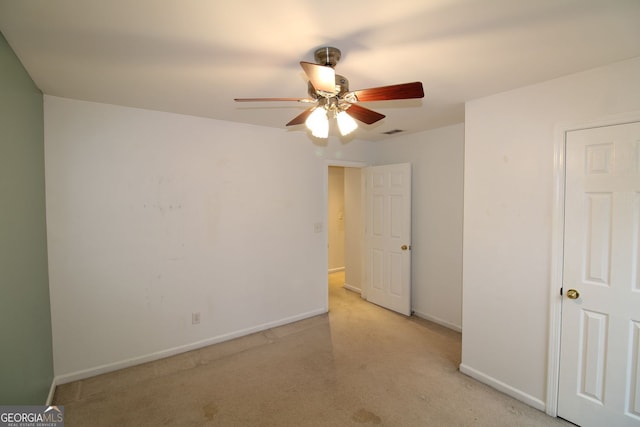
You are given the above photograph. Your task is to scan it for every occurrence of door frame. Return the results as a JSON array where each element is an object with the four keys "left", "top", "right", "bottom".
[
  {"left": 546, "top": 110, "right": 640, "bottom": 416},
  {"left": 324, "top": 160, "right": 367, "bottom": 310}
]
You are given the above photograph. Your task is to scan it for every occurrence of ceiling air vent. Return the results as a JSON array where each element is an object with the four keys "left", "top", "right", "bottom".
[{"left": 382, "top": 129, "right": 405, "bottom": 135}]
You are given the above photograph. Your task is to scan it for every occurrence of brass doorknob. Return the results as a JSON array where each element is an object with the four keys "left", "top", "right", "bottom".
[
  {"left": 566, "top": 289, "right": 580, "bottom": 300},
  {"left": 401, "top": 245, "right": 408, "bottom": 251}
]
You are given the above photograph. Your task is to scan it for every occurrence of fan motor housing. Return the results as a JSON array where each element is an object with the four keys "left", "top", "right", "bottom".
[
  {"left": 335, "top": 75, "right": 349, "bottom": 95},
  {"left": 307, "top": 74, "right": 349, "bottom": 99}
]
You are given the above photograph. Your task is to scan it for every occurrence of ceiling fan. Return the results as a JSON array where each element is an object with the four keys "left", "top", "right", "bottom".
[{"left": 234, "top": 47, "right": 425, "bottom": 138}]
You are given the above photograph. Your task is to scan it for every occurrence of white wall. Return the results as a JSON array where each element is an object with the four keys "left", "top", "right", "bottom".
[
  {"left": 344, "top": 167, "right": 362, "bottom": 292},
  {"left": 44, "top": 96, "right": 374, "bottom": 380},
  {"left": 461, "top": 56, "right": 640, "bottom": 410},
  {"left": 327, "top": 166, "right": 345, "bottom": 272},
  {"left": 373, "top": 124, "right": 465, "bottom": 331}
]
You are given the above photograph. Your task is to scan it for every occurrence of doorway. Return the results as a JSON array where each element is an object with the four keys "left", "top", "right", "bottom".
[
  {"left": 326, "top": 162, "right": 413, "bottom": 317},
  {"left": 327, "top": 165, "right": 363, "bottom": 296}
]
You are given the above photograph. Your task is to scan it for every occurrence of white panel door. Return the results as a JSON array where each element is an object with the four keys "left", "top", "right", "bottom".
[
  {"left": 558, "top": 122, "right": 640, "bottom": 426},
  {"left": 364, "top": 163, "right": 411, "bottom": 316}
]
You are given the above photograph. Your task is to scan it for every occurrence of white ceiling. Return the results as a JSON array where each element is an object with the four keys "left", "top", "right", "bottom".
[{"left": 1, "top": 0, "right": 640, "bottom": 141}]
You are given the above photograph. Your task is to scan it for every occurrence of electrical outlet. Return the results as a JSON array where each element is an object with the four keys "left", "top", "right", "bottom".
[{"left": 192, "top": 312, "right": 201, "bottom": 325}]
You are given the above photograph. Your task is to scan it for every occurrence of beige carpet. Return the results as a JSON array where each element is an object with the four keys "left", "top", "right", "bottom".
[{"left": 53, "top": 272, "right": 572, "bottom": 426}]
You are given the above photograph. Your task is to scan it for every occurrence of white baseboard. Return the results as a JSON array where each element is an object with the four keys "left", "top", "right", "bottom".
[
  {"left": 45, "top": 377, "right": 57, "bottom": 405},
  {"left": 328, "top": 267, "right": 345, "bottom": 274},
  {"left": 412, "top": 310, "right": 462, "bottom": 333},
  {"left": 55, "top": 308, "right": 327, "bottom": 385},
  {"left": 343, "top": 283, "right": 361, "bottom": 293},
  {"left": 459, "top": 364, "right": 546, "bottom": 412}
]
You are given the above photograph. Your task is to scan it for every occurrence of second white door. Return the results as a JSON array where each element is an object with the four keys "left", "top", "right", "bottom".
[
  {"left": 363, "top": 163, "right": 412, "bottom": 316},
  {"left": 558, "top": 121, "right": 640, "bottom": 426}
]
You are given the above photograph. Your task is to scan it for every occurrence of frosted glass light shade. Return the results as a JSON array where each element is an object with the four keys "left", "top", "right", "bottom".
[
  {"left": 305, "top": 107, "right": 329, "bottom": 138},
  {"left": 337, "top": 111, "right": 358, "bottom": 136}
]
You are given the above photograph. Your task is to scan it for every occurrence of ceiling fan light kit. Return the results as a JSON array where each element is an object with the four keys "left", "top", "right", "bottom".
[
  {"left": 306, "top": 107, "right": 329, "bottom": 138},
  {"left": 234, "top": 47, "right": 424, "bottom": 139},
  {"left": 336, "top": 110, "right": 358, "bottom": 136}
]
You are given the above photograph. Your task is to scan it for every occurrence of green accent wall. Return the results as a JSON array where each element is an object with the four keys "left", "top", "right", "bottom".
[{"left": 0, "top": 32, "right": 54, "bottom": 404}]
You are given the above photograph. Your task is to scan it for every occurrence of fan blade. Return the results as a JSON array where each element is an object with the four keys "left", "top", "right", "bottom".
[
  {"left": 234, "top": 98, "right": 311, "bottom": 102},
  {"left": 345, "top": 104, "right": 385, "bottom": 125},
  {"left": 286, "top": 107, "right": 314, "bottom": 126},
  {"left": 300, "top": 62, "right": 335, "bottom": 93},
  {"left": 352, "top": 82, "right": 424, "bottom": 102}
]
